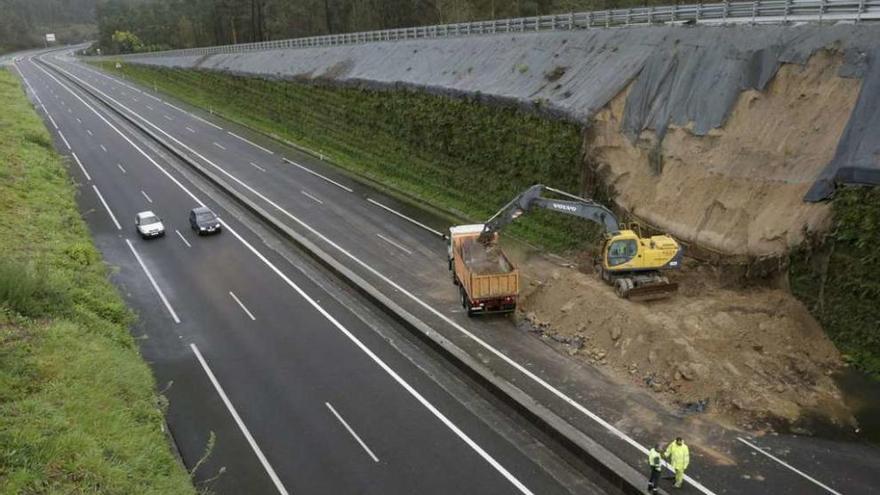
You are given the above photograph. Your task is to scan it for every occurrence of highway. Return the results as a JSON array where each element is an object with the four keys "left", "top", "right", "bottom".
[{"left": 12, "top": 53, "right": 606, "bottom": 494}]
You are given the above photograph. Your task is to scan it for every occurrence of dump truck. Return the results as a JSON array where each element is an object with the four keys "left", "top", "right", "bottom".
[{"left": 448, "top": 224, "right": 519, "bottom": 316}]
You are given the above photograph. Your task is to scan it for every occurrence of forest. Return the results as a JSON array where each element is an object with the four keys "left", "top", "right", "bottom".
[
  {"left": 93, "top": 0, "right": 670, "bottom": 53},
  {"left": 0, "top": 0, "right": 97, "bottom": 53}
]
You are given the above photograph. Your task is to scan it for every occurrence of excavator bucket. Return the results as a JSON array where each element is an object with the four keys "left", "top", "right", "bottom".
[{"left": 625, "top": 281, "right": 679, "bottom": 302}]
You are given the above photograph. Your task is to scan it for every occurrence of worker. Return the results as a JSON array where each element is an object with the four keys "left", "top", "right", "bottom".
[
  {"left": 664, "top": 436, "right": 690, "bottom": 488},
  {"left": 647, "top": 443, "right": 663, "bottom": 494}
]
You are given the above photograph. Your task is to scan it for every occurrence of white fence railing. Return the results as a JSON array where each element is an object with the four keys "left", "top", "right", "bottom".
[{"left": 109, "top": 0, "right": 880, "bottom": 60}]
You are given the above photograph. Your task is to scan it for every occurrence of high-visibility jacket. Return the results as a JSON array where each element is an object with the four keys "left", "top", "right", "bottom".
[
  {"left": 665, "top": 441, "right": 690, "bottom": 470},
  {"left": 648, "top": 448, "right": 663, "bottom": 471}
]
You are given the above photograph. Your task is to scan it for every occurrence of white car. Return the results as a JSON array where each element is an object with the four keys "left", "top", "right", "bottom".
[{"left": 135, "top": 211, "right": 165, "bottom": 239}]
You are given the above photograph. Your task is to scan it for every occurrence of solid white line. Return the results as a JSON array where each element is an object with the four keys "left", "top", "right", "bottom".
[
  {"left": 163, "top": 114, "right": 173, "bottom": 121},
  {"left": 737, "top": 438, "right": 842, "bottom": 495},
  {"left": 100, "top": 144, "right": 107, "bottom": 152},
  {"left": 117, "top": 163, "right": 127, "bottom": 174},
  {"left": 282, "top": 157, "right": 353, "bottom": 193},
  {"left": 300, "top": 190, "right": 323, "bottom": 204},
  {"left": 141, "top": 190, "right": 153, "bottom": 204},
  {"left": 45, "top": 111, "right": 59, "bottom": 129},
  {"left": 70, "top": 152, "right": 91, "bottom": 181},
  {"left": 86, "top": 129, "right": 93, "bottom": 136},
  {"left": 228, "top": 291, "right": 256, "bottom": 321},
  {"left": 376, "top": 233, "right": 413, "bottom": 255},
  {"left": 366, "top": 198, "right": 445, "bottom": 238},
  {"left": 189, "top": 344, "right": 289, "bottom": 495},
  {"left": 185, "top": 126, "right": 196, "bottom": 133},
  {"left": 174, "top": 229, "right": 191, "bottom": 248},
  {"left": 190, "top": 112, "right": 223, "bottom": 130},
  {"left": 228, "top": 131, "right": 275, "bottom": 155},
  {"left": 92, "top": 185, "right": 121, "bottom": 230},
  {"left": 145, "top": 104, "right": 154, "bottom": 110},
  {"left": 249, "top": 162, "right": 266, "bottom": 172},
  {"left": 213, "top": 142, "right": 226, "bottom": 150},
  {"left": 325, "top": 402, "right": 379, "bottom": 463},
  {"left": 164, "top": 101, "right": 185, "bottom": 113},
  {"left": 125, "top": 239, "right": 181, "bottom": 324},
  {"left": 57, "top": 130, "right": 71, "bottom": 150},
  {"left": 145, "top": 93, "right": 162, "bottom": 102}
]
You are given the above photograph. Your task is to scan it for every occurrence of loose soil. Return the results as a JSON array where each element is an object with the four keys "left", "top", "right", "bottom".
[
  {"left": 509, "top": 245, "right": 854, "bottom": 431},
  {"left": 588, "top": 50, "right": 861, "bottom": 258}
]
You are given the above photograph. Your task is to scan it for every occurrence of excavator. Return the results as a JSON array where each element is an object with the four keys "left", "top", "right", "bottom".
[{"left": 479, "top": 184, "right": 683, "bottom": 301}]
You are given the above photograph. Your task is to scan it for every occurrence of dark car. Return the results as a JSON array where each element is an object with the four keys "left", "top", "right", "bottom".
[{"left": 189, "top": 206, "right": 222, "bottom": 235}]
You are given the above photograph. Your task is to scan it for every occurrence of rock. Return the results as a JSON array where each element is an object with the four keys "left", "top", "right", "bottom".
[
  {"left": 775, "top": 384, "right": 786, "bottom": 394},
  {"left": 569, "top": 336, "right": 585, "bottom": 349},
  {"left": 679, "top": 363, "right": 697, "bottom": 381},
  {"left": 560, "top": 299, "right": 576, "bottom": 313},
  {"left": 674, "top": 370, "right": 683, "bottom": 381},
  {"left": 525, "top": 311, "right": 537, "bottom": 323},
  {"left": 567, "top": 347, "right": 580, "bottom": 356},
  {"left": 753, "top": 344, "right": 764, "bottom": 353},
  {"left": 551, "top": 270, "right": 561, "bottom": 280},
  {"left": 648, "top": 349, "right": 657, "bottom": 364},
  {"left": 610, "top": 327, "right": 622, "bottom": 341},
  {"left": 596, "top": 350, "right": 607, "bottom": 360}
]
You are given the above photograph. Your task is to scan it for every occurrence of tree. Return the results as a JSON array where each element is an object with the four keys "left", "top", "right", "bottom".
[{"left": 111, "top": 29, "right": 143, "bottom": 53}]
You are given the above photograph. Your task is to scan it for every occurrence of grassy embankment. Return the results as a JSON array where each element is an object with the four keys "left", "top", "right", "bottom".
[
  {"left": 0, "top": 68, "right": 194, "bottom": 494},
  {"left": 790, "top": 187, "right": 880, "bottom": 379},
  {"left": 90, "top": 62, "right": 600, "bottom": 252}
]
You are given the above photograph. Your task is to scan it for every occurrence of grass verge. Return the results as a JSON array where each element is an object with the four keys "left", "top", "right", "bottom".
[
  {"left": 0, "top": 68, "right": 194, "bottom": 494},
  {"left": 90, "top": 61, "right": 605, "bottom": 252}
]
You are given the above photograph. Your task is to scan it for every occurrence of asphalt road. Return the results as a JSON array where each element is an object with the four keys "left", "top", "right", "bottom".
[
  {"left": 12, "top": 53, "right": 607, "bottom": 495},
  {"left": 14, "top": 48, "right": 880, "bottom": 495}
]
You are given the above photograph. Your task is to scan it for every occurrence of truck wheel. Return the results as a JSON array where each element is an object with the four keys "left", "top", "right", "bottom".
[
  {"left": 448, "top": 258, "right": 453, "bottom": 271},
  {"left": 614, "top": 279, "right": 629, "bottom": 298},
  {"left": 460, "top": 287, "right": 468, "bottom": 309}
]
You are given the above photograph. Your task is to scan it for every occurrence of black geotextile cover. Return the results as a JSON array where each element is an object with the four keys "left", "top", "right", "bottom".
[{"left": 135, "top": 24, "right": 880, "bottom": 200}]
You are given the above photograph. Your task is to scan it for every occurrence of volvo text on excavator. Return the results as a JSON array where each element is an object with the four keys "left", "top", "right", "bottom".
[{"left": 477, "top": 184, "right": 683, "bottom": 301}]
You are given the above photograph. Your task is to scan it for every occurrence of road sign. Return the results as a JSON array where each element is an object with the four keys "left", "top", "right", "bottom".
[{"left": 45, "top": 33, "right": 56, "bottom": 43}]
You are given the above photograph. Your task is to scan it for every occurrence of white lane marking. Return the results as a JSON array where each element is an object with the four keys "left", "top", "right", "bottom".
[
  {"left": 145, "top": 93, "right": 162, "bottom": 102},
  {"left": 228, "top": 291, "right": 256, "bottom": 321},
  {"left": 174, "top": 229, "right": 191, "bottom": 248},
  {"left": 376, "top": 233, "right": 413, "bottom": 255},
  {"left": 100, "top": 144, "right": 107, "bottom": 153},
  {"left": 163, "top": 114, "right": 173, "bottom": 121},
  {"left": 46, "top": 111, "right": 59, "bottom": 129},
  {"left": 57, "top": 130, "right": 71, "bottom": 150},
  {"left": 282, "top": 157, "right": 353, "bottom": 193},
  {"left": 164, "top": 101, "right": 185, "bottom": 113},
  {"left": 189, "top": 112, "right": 223, "bottom": 130},
  {"left": 300, "top": 190, "right": 323, "bottom": 205},
  {"left": 213, "top": 142, "right": 226, "bottom": 151},
  {"left": 76, "top": 117, "right": 81, "bottom": 124},
  {"left": 141, "top": 190, "right": 153, "bottom": 204},
  {"left": 132, "top": 97, "right": 139, "bottom": 102},
  {"left": 325, "top": 402, "right": 379, "bottom": 463},
  {"left": 92, "top": 185, "right": 121, "bottom": 230},
  {"left": 117, "top": 163, "right": 127, "bottom": 174},
  {"left": 86, "top": 129, "right": 93, "bottom": 136},
  {"left": 125, "top": 239, "right": 181, "bottom": 324},
  {"left": 249, "top": 162, "right": 266, "bottom": 172},
  {"left": 185, "top": 126, "right": 196, "bottom": 133},
  {"left": 190, "top": 344, "right": 288, "bottom": 495},
  {"left": 217, "top": 219, "right": 534, "bottom": 494},
  {"left": 67, "top": 108, "right": 72, "bottom": 113},
  {"left": 71, "top": 152, "right": 92, "bottom": 181},
  {"left": 366, "top": 198, "right": 445, "bottom": 238},
  {"left": 145, "top": 104, "right": 154, "bottom": 110},
  {"left": 737, "top": 438, "right": 842, "bottom": 495},
  {"left": 227, "top": 131, "right": 275, "bottom": 155},
  {"left": 63, "top": 58, "right": 718, "bottom": 492},
  {"left": 60, "top": 100, "right": 66, "bottom": 106}
]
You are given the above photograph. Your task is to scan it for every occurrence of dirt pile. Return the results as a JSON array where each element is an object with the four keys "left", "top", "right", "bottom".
[
  {"left": 512, "top": 250, "right": 854, "bottom": 430},
  {"left": 588, "top": 50, "right": 861, "bottom": 258}
]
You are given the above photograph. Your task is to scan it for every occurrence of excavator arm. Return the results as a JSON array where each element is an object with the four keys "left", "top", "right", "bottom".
[{"left": 479, "top": 184, "right": 620, "bottom": 242}]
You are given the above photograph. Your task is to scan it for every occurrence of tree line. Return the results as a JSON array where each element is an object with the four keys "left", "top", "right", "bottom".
[
  {"left": 95, "top": 0, "right": 672, "bottom": 54},
  {"left": 1, "top": 0, "right": 97, "bottom": 54}
]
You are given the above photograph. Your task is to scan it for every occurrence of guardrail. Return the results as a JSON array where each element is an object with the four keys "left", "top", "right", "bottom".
[{"left": 111, "top": 0, "right": 880, "bottom": 60}]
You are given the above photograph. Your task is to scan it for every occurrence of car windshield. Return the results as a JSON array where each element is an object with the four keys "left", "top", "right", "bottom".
[
  {"left": 196, "top": 212, "right": 216, "bottom": 222},
  {"left": 141, "top": 215, "right": 159, "bottom": 224}
]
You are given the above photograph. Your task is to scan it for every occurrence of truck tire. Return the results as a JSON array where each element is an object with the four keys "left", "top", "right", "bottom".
[
  {"left": 614, "top": 278, "right": 629, "bottom": 298},
  {"left": 460, "top": 287, "right": 476, "bottom": 317}
]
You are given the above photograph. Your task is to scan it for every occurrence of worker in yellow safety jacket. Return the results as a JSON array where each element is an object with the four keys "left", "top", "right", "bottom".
[
  {"left": 647, "top": 443, "right": 663, "bottom": 494},
  {"left": 664, "top": 436, "right": 690, "bottom": 488}
]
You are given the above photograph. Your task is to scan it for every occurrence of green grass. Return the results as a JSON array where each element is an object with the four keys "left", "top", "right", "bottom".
[
  {"left": 790, "top": 187, "right": 880, "bottom": 379},
  {"left": 0, "top": 68, "right": 194, "bottom": 494},
  {"left": 92, "top": 61, "right": 605, "bottom": 253}
]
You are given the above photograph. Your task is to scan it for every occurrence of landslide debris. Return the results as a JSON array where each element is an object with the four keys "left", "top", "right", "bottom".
[{"left": 514, "top": 252, "right": 853, "bottom": 431}]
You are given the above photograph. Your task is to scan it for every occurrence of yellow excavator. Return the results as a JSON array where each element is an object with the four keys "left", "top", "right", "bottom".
[{"left": 479, "top": 184, "right": 683, "bottom": 301}]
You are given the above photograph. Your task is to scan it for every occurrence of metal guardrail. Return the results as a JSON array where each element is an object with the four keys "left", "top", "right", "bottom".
[{"left": 114, "top": 0, "right": 880, "bottom": 60}]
